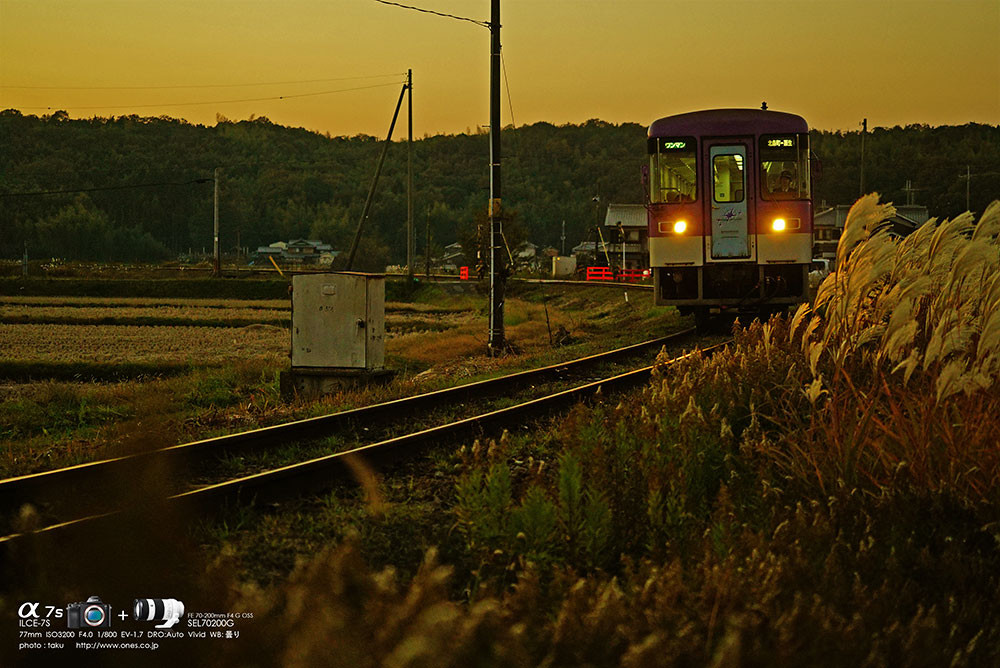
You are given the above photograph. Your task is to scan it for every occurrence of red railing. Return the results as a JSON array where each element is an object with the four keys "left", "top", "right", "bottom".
[
  {"left": 586, "top": 266, "right": 651, "bottom": 283},
  {"left": 619, "top": 268, "right": 649, "bottom": 283},
  {"left": 586, "top": 266, "right": 614, "bottom": 281}
]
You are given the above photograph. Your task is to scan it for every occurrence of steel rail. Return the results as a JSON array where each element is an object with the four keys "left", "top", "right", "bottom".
[
  {"left": 0, "top": 341, "right": 728, "bottom": 547},
  {"left": 0, "top": 328, "right": 694, "bottom": 518}
]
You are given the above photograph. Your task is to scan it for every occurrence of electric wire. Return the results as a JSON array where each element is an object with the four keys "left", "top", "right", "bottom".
[
  {"left": 13, "top": 81, "right": 404, "bottom": 111},
  {"left": 0, "top": 179, "right": 214, "bottom": 198},
  {"left": 371, "top": 0, "right": 489, "bottom": 28},
  {"left": 0, "top": 73, "right": 405, "bottom": 91}
]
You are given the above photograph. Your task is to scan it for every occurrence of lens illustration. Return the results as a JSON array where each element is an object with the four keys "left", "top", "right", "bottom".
[{"left": 133, "top": 598, "right": 185, "bottom": 629}]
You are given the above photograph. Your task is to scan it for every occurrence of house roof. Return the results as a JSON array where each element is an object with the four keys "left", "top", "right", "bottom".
[{"left": 604, "top": 204, "right": 647, "bottom": 228}]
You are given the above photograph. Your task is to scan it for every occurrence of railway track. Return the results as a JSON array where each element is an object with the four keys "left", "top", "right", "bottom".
[{"left": 0, "top": 332, "right": 728, "bottom": 547}]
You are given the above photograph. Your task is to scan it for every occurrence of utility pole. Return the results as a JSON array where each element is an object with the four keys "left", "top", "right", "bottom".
[
  {"left": 902, "top": 179, "right": 921, "bottom": 206},
  {"left": 213, "top": 167, "right": 220, "bottom": 276},
  {"left": 859, "top": 118, "right": 867, "bottom": 197},
  {"left": 407, "top": 68, "right": 414, "bottom": 279},
  {"left": 561, "top": 220, "right": 566, "bottom": 256},
  {"left": 425, "top": 205, "right": 431, "bottom": 277},
  {"left": 487, "top": 0, "right": 504, "bottom": 355},
  {"left": 965, "top": 165, "right": 971, "bottom": 211}
]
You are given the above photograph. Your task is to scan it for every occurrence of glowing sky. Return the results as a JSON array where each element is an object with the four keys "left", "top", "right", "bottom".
[{"left": 1, "top": 0, "right": 998, "bottom": 136}]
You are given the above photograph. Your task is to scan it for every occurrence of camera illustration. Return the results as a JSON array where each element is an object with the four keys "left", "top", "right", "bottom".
[
  {"left": 66, "top": 596, "right": 112, "bottom": 629},
  {"left": 133, "top": 598, "right": 185, "bottom": 629}
]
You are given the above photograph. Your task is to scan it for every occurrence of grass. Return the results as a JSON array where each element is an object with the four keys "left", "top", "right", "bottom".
[
  {"left": 170, "top": 196, "right": 1000, "bottom": 666},
  {"left": 0, "top": 281, "right": 679, "bottom": 478}
]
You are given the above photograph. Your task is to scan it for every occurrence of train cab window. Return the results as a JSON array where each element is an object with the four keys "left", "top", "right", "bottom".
[
  {"left": 648, "top": 137, "right": 697, "bottom": 203},
  {"left": 760, "top": 133, "right": 811, "bottom": 201},
  {"left": 712, "top": 154, "right": 744, "bottom": 203}
]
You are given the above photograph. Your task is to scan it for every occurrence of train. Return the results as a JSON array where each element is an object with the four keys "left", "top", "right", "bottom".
[{"left": 646, "top": 108, "right": 813, "bottom": 327}]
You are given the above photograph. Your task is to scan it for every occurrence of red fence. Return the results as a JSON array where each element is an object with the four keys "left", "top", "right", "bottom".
[
  {"left": 586, "top": 266, "right": 614, "bottom": 281},
  {"left": 619, "top": 268, "right": 650, "bottom": 283},
  {"left": 586, "top": 267, "right": 651, "bottom": 283}
]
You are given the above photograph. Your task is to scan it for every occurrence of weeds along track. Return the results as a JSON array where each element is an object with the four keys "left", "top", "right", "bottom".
[{"left": 0, "top": 330, "right": 729, "bottom": 547}]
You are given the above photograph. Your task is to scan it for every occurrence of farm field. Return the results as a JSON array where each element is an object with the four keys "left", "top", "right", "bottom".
[{"left": 0, "top": 280, "right": 680, "bottom": 477}]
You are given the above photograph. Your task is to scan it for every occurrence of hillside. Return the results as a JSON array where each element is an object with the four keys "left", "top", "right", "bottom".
[{"left": 2, "top": 109, "right": 998, "bottom": 266}]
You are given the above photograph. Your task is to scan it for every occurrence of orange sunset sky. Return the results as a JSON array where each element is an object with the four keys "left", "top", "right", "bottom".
[{"left": 1, "top": 0, "right": 998, "bottom": 137}]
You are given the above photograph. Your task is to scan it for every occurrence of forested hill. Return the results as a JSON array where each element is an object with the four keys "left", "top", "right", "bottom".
[{"left": 2, "top": 109, "right": 998, "bottom": 267}]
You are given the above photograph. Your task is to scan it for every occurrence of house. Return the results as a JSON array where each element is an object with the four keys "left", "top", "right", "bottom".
[
  {"left": 603, "top": 203, "right": 649, "bottom": 269},
  {"left": 813, "top": 204, "right": 927, "bottom": 260},
  {"left": 437, "top": 242, "right": 467, "bottom": 273},
  {"left": 514, "top": 241, "right": 539, "bottom": 270},
  {"left": 253, "top": 239, "right": 338, "bottom": 265}
]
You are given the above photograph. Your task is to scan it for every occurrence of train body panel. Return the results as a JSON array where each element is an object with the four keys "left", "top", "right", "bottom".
[{"left": 647, "top": 108, "right": 812, "bottom": 312}]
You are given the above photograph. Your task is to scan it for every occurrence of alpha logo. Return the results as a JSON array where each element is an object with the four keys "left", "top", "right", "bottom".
[{"left": 18, "top": 603, "right": 40, "bottom": 619}]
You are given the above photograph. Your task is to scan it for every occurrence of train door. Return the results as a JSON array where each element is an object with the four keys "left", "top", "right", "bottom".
[{"left": 706, "top": 142, "right": 753, "bottom": 260}]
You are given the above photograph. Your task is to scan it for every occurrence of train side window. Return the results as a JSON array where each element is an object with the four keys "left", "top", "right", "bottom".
[
  {"left": 712, "top": 154, "right": 744, "bottom": 203},
  {"left": 648, "top": 137, "right": 697, "bottom": 203},
  {"left": 760, "top": 133, "right": 811, "bottom": 201}
]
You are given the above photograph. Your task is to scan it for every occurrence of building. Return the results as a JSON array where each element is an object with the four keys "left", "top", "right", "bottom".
[
  {"left": 813, "top": 204, "right": 928, "bottom": 260},
  {"left": 437, "top": 242, "right": 467, "bottom": 273},
  {"left": 603, "top": 203, "right": 649, "bottom": 269},
  {"left": 253, "top": 239, "right": 337, "bottom": 265}
]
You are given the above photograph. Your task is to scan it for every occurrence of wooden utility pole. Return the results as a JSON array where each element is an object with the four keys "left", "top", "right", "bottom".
[
  {"left": 965, "top": 165, "right": 971, "bottom": 211},
  {"left": 213, "top": 167, "right": 220, "bottom": 276},
  {"left": 859, "top": 118, "right": 867, "bottom": 197},
  {"left": 407, "top": 69, "right": 414, "bottom": 279},
  {"left": 487, "top": 0, "right": 504, "bottom": 355}
]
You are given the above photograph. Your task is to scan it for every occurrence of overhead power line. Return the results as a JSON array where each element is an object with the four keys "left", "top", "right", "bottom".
[
  {"left": 371, "top": 0, "right": 489, "bottom": 27},
  {"left": 13, "top": 81, "right": 404, "bottom": 111},
  {"left": 0, "top": 179, "right": 214, "bottom": 198},
  {"left": 0, "top": 73, "right": 405, "bottom": 91}
]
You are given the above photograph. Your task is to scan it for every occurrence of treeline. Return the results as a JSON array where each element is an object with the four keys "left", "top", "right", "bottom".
[{"left": 1, "top": 109, "right": 997, "bottom": 266}]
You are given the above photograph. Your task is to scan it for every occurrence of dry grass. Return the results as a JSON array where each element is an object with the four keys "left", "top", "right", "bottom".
[
  {"left": 1, "top": 303, "right": 288, "bottom": 325},
  {"left": 188, "top": 198, "right": 1000, "bottom": 667},
  {"left": 0, "top": 323, "right": 287, "bottom": 366},
  {"left": 0, "top": 296, "right": 289, "bottom": 309}
]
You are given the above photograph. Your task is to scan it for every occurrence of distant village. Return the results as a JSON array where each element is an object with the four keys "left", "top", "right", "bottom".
[{"left": 252, "top": 201, "right": 930, "bottom": 276}]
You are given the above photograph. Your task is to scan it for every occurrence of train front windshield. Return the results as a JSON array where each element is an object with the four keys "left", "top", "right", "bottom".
[
  {"left": 759, "top": 133, "right": 810, "bottom": 201},
  {"left": 649, "top": 137, "right": 697, "bottom": 203}
]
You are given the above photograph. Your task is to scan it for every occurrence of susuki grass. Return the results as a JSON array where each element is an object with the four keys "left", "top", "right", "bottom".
[
  {"left": 784, "top": 195, "right": 1000, "bottom": 498},
  {"left": 194, "top": 197, "right": 1000, "bottom": 666}
]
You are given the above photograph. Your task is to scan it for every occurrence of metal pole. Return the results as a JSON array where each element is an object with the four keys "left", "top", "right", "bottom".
[
  {"left": 620, "top": 223, "right": 625, "bottom": 269},
  {"left": 425, "top": 206, "right": 431, "bottom": 277},
  {"left": 213, "top": 167, "right": 220, "bottom": 276},
  {"left": 487, "top": 0, "right": 504, "bottom": 354},
  {"left": 407, "top": 69, "right": 414, "bottom": 279},
  {"left": 347, "top": 82, "right": 408, "bottom": 270}
]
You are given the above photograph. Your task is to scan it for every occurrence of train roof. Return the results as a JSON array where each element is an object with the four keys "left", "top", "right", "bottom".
[{"left": 648, "top": 108, "right": 808, "bottom": 138}]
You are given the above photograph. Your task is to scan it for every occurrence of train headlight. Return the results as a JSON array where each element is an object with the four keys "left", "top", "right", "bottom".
[
  {"left": 772, "top": 218, "right": 787, "bottom": 232},
  {"left": 672, "top": 220, "right": 687, "bottom": 234}
]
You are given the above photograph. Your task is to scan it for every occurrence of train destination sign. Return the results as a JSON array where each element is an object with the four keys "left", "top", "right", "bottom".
[
  {"left": 766, "top": 137, "right": 795, "bottom": 148},
  {"left": 658, "top": 137, "right": 695, "bottom": 152}
]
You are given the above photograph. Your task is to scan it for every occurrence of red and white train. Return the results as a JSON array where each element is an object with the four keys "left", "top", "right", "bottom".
[{"left": 646, "top": 108, "right": 813, "bottom": 326}]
